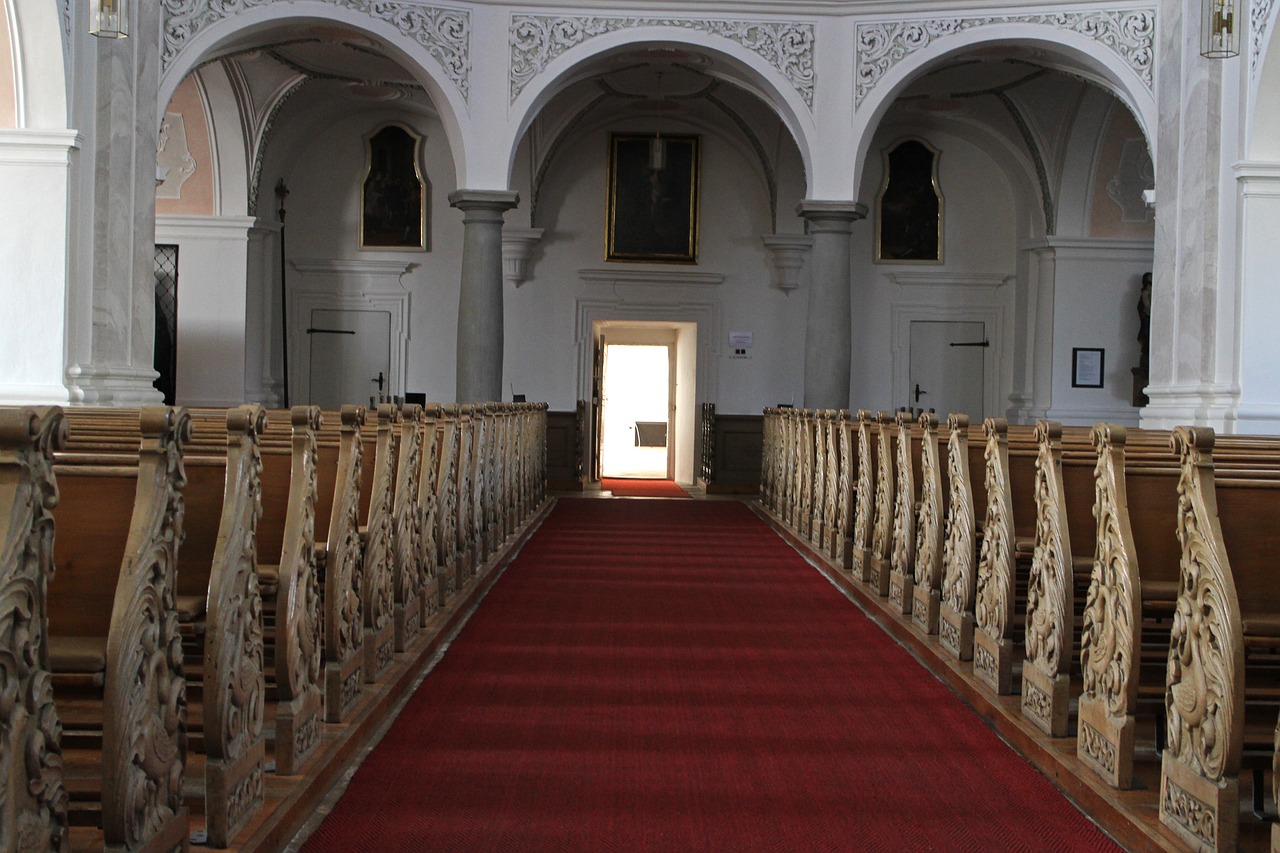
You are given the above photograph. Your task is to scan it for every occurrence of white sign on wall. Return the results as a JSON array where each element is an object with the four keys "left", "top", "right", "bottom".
[{"left": 729, "top": 331, "right": 753, "bottom": 359}]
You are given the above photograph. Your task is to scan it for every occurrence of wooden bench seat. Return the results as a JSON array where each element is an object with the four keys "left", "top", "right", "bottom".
[
  {"left": 47, "top": 407, "right": 191, "bottom": 853},
  {"left": 972, "top": 418, "right": 1039, "bottom": 696},
  {"left": 938, "top": 414, "right": 987, "bottom": 662},
  {"left": 1012, "top": 421, "right": 1095, "bottom": 736}
]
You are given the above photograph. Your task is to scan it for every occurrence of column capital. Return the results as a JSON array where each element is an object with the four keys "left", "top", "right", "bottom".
[
  {"left": 449, "top": 189, "right": 520, "bottom": 217},
  {"left": 796, "top": 199, "right": 867, "bottom": 232}
]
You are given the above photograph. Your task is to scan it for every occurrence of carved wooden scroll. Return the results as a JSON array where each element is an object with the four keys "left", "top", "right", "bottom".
[
  {"left": 869, "top": 412, "right": 896, "bottom": 597},
  {"left": 973, "top": 417, "right": 1016, "bottom": 694},
  {"left": 417, "top": 405, "right": 441, "bottom": 617},
  {"left": 476, "top": 405, "right": 494, "bottom": 562},
  {"left": 760, "top": 409, "right": 776, "bottom": 512},
  {"left": 203, "top": 405, "right": 267, "bottom": 846},
  {"left": 889, "top": 411, "right": 916, "bottom": 614},
  {"left": 102, "top": 407, "right": 192, "bottom": 852},
  {"left": 0, "top": 407, "right": 69, "bottom": 853},
  {"left": 852, "top": 410, "right": 875, "bottom": 582},
  {"left": 798, "top": 411, "right": 815, "bottom": 539},
  {"left": 392, "top": 405, "right": 424, "bottom": 651},
  {"left": 1077, "top": 424, "right": 1141, "bottom": 789},
  {"left": 436, "top": 409, "right": 459, "bottom": 602},
  {"left": 1160, "top": 426, "right": 1244, "bottom": 853},
  {"left": 272, "top": 406, "right": 323, "bottom": 777},
  {"left": 322, "top": 405, "right": 365, "bottom": 723},
  {"left": 834, "top": 411, "right": 854, "bottom": 568},
  {"left": 1022, "top": 420, "right": 1072, "bottom": 735},
  {"left": 361, "top": 405, "right": 397, "bottom": 684},
  {"left": 823, "top": 412, "right": 840, "bottom": 556},
  {"left": 939, "top": 413, "right": 976, "bottom": 661},
  {"left": 461, "top": 406, "right": 480, "bottom": 582},
  {"left": 810, "top": 411, "right": 827, "bottom": 547},
  {"left": 488, "top": 405, "right": 503, "bottom": 554},
  {"left": 912, "top": 412, "right": 943, "bottom": 635}
]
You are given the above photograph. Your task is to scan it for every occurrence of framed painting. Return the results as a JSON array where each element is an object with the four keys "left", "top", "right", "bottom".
[
  {"left": 361, "top": 123, "right": 429, "bottom": 251},
  {"left": 606, "top": 132, "right": 700, "bottom": 263},
  {"left": 876, "top": 137, "right": 943, "bottom": 263}
]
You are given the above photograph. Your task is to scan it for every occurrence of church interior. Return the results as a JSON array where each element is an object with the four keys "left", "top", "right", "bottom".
[{"left": 3, "top": 0, "right": 1280, "bottom": 849}]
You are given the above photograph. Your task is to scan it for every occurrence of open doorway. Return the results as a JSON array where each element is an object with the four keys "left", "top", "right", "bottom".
[
  {"left": 589, "top": 321, "right": 695, "bottom": 483},
  {"left": 600, "top": 343, "right": 672, "bottom": 478}
]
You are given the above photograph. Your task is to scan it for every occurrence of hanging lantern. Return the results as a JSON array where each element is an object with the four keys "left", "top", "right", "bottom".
[
  {"left": 1201, "top": 0, "right": 1238, "bottom": 58},
  {"left": 90, "top": 0, "right": 129, "bottom": 38}
]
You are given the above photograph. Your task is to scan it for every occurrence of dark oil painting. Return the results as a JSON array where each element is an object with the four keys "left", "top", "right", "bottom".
[{"left": 607, "top": 133, "right": 699, "bottom": 263}]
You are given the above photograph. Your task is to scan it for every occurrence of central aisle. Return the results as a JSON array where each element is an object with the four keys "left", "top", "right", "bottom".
[{"left": 301, "top": 499, "right": 1119, "bottom": 852}]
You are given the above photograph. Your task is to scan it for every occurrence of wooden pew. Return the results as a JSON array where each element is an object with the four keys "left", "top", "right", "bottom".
[
  {"left": 938, "top": 414, "right": 985, "bottom": 662},
  {"left": 391, "top": 404, "right": 424, "bottom": 653},
  {"left": 867, "top": 411, "right": 896, "bottom": 598},
  {"left": 0, "top": 406, "right": 70, "bottom": 851},
  {"left": 47, "top": 407, "right": 190, "bottom": 853},
  {"left": 888, "top": 411, "right": 921, "bottom": 615},
  {"left": 314, "top": 406, "right": 366, "bottom": 723},
  {"left": 912, "top": 412, "right": 947, "bottom": 635},
  {"left": 1158, "top": 427, "right": 1280, "bottom": 852},
  {"left": 809, "top": 410, "right": 828, "bottom": 549},
  {"left": 851, "top": 410, "right": 878, "bottom": 584},
  {"left": 832, "top": 410, "right": 856, "bottom": 570},
  {"left": 416, "top": 405, "right": 443, "bottom": 617},
  {"left": 357, "top": 404, "right": 397, "bottom": 684},
  {"left": 434, "top": 407, "right": 460, "bottom": 604},
  {"left": 1020, "top": 421, "right": 1096, "bottom": 738},
  {"left": 972, "top": 418, "right": 1038, "bottom": 696}
]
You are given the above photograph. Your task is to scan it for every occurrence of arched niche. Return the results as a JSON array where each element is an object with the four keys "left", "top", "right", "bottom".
[
  {"left": 504, "top": 28, "right": 816, "bottom": 196},
  {"left": 851, "top": 22, "right": 1157, "bottom": 202},
  {"left": 875, "top": 137, "right": 943, "bottom": 264},
  {"left": 157, "top": 4, "right": 470, "bottom": 189}
]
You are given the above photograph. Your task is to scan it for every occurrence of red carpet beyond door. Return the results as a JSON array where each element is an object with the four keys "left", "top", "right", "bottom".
[
  {"left": 301, "top": 500, "right": 1120, "bottom": 852},
  {"left": 600, "top": 477, "right": 689, "bottom": 497}
]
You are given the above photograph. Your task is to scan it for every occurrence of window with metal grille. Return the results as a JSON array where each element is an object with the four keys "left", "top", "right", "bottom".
[{"left": 153, "top": 244, "right": 178, "bottom": 404}]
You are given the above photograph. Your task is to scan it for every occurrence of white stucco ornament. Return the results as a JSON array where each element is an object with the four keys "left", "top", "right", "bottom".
[
  {"left": 1253, "top": 0, "right": 1275, "bottom": 76},
  {"left": 509, "top": 14, "right": 815, "bottom": 108},
  {"left": 161, "top": 0, "right": 471, "bottom": 100},
  {"left": 855, "top": 9, "right": 1155, "bottom": 106}
]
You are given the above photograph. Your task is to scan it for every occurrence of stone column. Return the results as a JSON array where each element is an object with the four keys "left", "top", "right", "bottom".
[
  {"left": 1140, "top": 0, "right": 1236, "bottom": 429},
  {"left": 449, "top": 190, "right": 519, "bottom": 403},
  {"left": 796, "top": 201, "right": 866, "bottom": 410},
  {"left": 65, "top": 1, "right": 164, "bottom": 404}
]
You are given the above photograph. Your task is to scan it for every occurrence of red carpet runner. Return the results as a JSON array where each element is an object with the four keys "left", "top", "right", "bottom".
[
  {"left": 302, "top": 500, "right": 1119, "bottom": 852},
  {"left": 600, "top": 477, "right": 689, "bottom": 498}
]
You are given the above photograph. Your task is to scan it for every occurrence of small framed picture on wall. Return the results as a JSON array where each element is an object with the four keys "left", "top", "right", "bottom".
[{"left": 1072, "top": 347, "right": 1105, "bottom": 388}]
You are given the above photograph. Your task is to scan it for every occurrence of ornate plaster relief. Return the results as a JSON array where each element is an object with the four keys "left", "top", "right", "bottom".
[
  {"left": 1253, "top": 0, "right": 1275, "bottom": 76},
  {"left": 160, "top": 0, "right": 471, "bottom": 101},
  {"left": 509, "top": 14, "right": 815, "bottom": 108},
  {"left": 855, "top": 9, "right": 1155, "bottom": 107}
]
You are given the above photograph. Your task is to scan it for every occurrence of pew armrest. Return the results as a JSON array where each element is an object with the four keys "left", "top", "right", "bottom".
[{"left": 48, "top": 635, "right": 108, "bottom": 674}]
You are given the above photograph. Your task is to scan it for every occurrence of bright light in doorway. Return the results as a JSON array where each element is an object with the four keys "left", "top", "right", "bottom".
[{"left": 601, "top": 345, "right": 670, "bottom": 479}]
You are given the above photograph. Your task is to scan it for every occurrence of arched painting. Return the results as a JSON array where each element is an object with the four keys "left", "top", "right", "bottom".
[
  {"left": 876, "top": 138, "right": 942, "bottom": 263},
  {"left": 361, "top": 124, "right": 428, "bottom": 250}
]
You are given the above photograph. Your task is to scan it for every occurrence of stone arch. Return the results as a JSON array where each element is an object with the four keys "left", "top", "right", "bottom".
[
  {"left": 157, "top": 2, "right": 470, "bottom": 186},
  {"left": 504, "top": 23, "right": 817, "bottom": 194},
  {"left": 7, "top": 0, "right": 69, "bottom": 127},
  {"left": 850, "top": 18, "right": 1157, "bottom": 201},
  {"left": 1248, "top": 1, "right": 1280, "bottom": 160}
]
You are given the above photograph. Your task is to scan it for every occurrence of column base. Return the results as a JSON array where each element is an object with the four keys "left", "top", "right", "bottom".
[{"left": 66, "top": 363, "right": 164, "bottom": 405}]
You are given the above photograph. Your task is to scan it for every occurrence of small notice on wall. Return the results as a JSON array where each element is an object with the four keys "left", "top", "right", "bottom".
[{"left": 729, "top": 331, "right": 753, "bottom": 359}]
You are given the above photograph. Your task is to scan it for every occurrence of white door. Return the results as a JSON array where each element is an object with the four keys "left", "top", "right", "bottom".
[
  {"left": 600, "top": 343, "right": 672, "bottom": 479},
  {"left": 908, "top": 320, "right": 987, "bottom": 419},
  {"left": 307, "top": 308, "right": 392, "bottom": 410}
]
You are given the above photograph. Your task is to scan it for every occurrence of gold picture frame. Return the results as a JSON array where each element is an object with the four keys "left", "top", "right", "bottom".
[
  {"left": 360, "top": 123, "right": 429, "bottom": 251},
  {"left": 876, "top": 137, "right": 943, "bottom": 264},
  {"left": 606, "top": 132, "right": 700, "bottom": 264}
]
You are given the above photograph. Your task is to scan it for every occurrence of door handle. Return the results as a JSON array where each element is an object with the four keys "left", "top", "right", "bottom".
[{"left": 914, "top": 383, "right": 927, "bottom": 403}]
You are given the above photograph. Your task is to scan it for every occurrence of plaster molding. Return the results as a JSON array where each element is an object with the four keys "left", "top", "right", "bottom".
[
  {"left": 61, "top": 0, "right": 72, "bottom": 52},
  {"left": 1253, "top": 0, "right": 1275, "bottom": 76},
  {"left": 510, "top": 13, "right": 815, "bottom": 107},
  {"left": 888, "top": 271, "right": 1011, "bottom": 288},
  {"left": 503, "top": 227, "right": 544, "bottom": 286},
  {"left": 160, "top": 0, "right": 471, "bottom": 100},
  {"left": 854, "top": 8, "right": 1155, "bottom": 106},
  {"left": 156, "top": 214, "right": 259, "bottom": 240},
  {"left": 579, "top": 268, "right": 725, "bottom": 287},
  {"left": 0, "top": 129, "right": 83, "bottom": 165},
  {"left": 761, "top": 234, "right": 813, "bottom": 291},
  {"left": 291, "top": 257, "right": 419, "bottom": 278}
]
